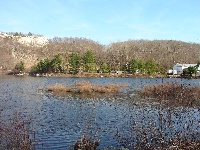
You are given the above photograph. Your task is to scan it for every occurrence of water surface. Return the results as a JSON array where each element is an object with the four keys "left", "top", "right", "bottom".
[{"left": 0, "top": 76, "right": 199, "bottom": 149}]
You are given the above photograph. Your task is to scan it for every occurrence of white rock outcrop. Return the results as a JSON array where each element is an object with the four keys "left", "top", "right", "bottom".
[
  {"left": 17, "top": 36, "right": 49, "bottom": 47},
  {"left": 0, "top": 32, "right": 49, "bottom": 47}
]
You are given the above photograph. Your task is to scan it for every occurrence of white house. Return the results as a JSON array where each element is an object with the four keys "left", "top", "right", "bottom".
[{"left": 171, "top": 63, "right": 200, "bottom": 75}]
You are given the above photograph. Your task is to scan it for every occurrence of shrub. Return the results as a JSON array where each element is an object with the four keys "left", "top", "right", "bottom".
[
  {"left": 0, "top": 112, "right": 33, "bottom": 149},
  {"left": 74, "top": 135, "right": 100, "bottom": 150},
  {"left": 116, "top": 85, "right": 200, "bottom": 149},
  {"left": 135, "top": 83, "right": 200, "bottom": 107}
]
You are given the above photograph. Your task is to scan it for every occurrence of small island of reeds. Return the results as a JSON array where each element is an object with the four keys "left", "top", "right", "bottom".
[{"left": 47, "top": 81, "right": 129, "bottom": 98}]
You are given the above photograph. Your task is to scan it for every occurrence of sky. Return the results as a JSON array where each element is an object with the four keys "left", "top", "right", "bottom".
[{"left": 0, "top": 0, "right": 200, "bottom": 45}]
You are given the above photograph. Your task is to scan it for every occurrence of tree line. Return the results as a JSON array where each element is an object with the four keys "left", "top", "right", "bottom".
[{"left": 14, "top": 50, "right": 164, "bottom": 76}]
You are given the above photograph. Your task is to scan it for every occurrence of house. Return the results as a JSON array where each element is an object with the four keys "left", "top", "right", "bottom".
[{"left": 172, "top": 63, "right": 200, "bottom": 75}]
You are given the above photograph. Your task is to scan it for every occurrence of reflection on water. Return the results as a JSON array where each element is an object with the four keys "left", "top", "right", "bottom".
[{"left": 0, "top": 76, "right": 199, "bottom": 149}]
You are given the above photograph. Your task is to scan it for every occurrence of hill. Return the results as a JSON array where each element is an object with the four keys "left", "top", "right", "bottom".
[
  {"left": 105, "top": 40, "right": 200, "bottom": 69},
  {"left": 0, "top": 31, "right": 200, "bottom": 72}
]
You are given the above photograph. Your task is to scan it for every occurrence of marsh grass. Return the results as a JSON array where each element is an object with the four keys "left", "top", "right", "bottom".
[
  {"left": 47, "top": 83, "right": 68, "bottom": 91},
  {"left": 115, "top": 108, "right": 200, "bottom": 150},
  {"left": 135, "top": 82, "right": 200, "bottom": 107},
  {"left": 47, "top": 81, "right": 129, "bottom": 98},
  {"left": 0, "top": 112, "right": 34, "bottom": 150},
  {"left": 114, "top": 82, "right": 200, "bottom": 149}
]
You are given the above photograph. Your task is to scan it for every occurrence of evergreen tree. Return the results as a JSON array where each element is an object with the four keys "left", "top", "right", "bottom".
[
  {"left": 37, "top": 59, "right": 51, "bottom": 73},
  {"left": 129, "top": 59, "right": 138, "bottom": 74},
  {"left": 69, "top": 52, "right": 80, "bottom": 74},
  {"left": 83, "top": 50, "right": 96, "bottom": 64},
  {"left": 83, "top": 50, "right": 96, "bottom": 72},
  {"left": 186, "top": 66, "right": 197, "bottom": 77},
  {"left": 51, "top": 54, "right": 62, "bottom": 72},
  {"left": 100, "top": 62, "right": 111, "bottom": 73},
  {"left": 145, "top": 60, "right": 157, "bottom": 75},
  {"left": 28, "top": 32, "right": 33, "bottom": 36},
  {"left": 137, "top": 60, "right": 145, "bottom": 74},
  {"left": 14, "top": 32, "right": 19, "bottom": 36},
  {"left": 15, "top": 61, "right": 25, "bottom": 71}
]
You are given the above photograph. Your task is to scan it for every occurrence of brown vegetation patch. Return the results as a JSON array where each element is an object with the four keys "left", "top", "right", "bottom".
[
  {"left": 47, "top": 81, "right": 129, "bottom": 98},
  {"left": 135, "top": 83, "right": 200, "bottom": 106},
  {"left": 47, "top": 83, "right": 69, "bottom": 92},
  {"left": 0, "top": 113, "right": 33, "bottom": 149},
  {"left": 73, "top": 135, "right": 100, "bottom": 150}
]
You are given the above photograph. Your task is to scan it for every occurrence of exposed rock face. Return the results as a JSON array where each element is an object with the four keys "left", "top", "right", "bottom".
[
  {"left": 0, "top": 32, "right": 50, "bottom": 70},
  {"left": 0, "top": 32, "right": 49, "bottom": 47},
  {"left": 17, "top": 36, "right": 49, "bottom": 47}
]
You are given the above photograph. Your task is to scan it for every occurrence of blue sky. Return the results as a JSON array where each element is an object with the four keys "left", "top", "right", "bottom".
[{"left": 0, "top": 0, "right": 200, "bottom": 45}]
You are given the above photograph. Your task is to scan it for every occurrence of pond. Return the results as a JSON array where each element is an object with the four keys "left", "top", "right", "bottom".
[{"left": 0, "top": 76, "right": 199, "bottom": 149}]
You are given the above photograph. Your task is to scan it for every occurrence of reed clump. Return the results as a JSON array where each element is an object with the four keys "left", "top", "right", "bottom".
[
  {"left": 0, "top": 113, "right": 33, "bottom": 150},
  {"left": 135, "top": 83, "right": 200, "bottom": 106},
  {"left": 47, "top": 83, "right": 69, "bottom": 92},
  {"left": 47, "top": 81, "right": 129, "bottom": 97},
  {"left": 73, "top": 135, "right": 100, "bottom": 150},
  {"left": 115, "top": 102, "right": 199, "bottom": 149}
]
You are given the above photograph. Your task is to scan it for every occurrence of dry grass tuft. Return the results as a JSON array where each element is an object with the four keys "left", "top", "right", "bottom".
[
  {"left": 75, "top": 81, "right": 94, "bottom": 93},
  {"left": 47, "top": 83, "right": 70, "bottom": 92},
  {"left": 46, "top": 81, "right": 129, "bottom": 97},
  {"left": 135, "top": 82, "right": 200, "bottom": 106}
]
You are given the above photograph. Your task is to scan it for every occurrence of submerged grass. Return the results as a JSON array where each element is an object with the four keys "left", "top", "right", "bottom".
[{"left": 135, "top": 82, "right": 200, "bottom": 107}]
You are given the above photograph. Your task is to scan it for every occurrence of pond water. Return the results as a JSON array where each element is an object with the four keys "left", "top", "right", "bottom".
[{"left": 0, "top": 76, "right": 199, "bottom": 149}]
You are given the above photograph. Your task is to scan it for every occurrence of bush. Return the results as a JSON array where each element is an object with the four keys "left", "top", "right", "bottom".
[
  {"left": 0, "top": 112, "right": 33, "bottom": 149},
  {"left": 74, "top": 135, "right": 100, "bottom": 150},
  {"left": 135, "top": 82, "right": 200, "bottom": 107}
]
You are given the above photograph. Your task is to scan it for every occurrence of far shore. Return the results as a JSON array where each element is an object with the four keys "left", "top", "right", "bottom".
[
  {"left": 3, "top": 70, "right": 166, "bottom": 78},
  {"left": 2, "top": 69, "right": 200, "bottom": 79}
]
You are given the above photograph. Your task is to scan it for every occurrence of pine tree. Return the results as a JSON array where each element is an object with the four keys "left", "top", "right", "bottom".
[
  {"left": 69, "top": 52, "right": 80, "bottom": 74},
  {"left": 83, "top": 50, "right": 96, "bottom": 72}
]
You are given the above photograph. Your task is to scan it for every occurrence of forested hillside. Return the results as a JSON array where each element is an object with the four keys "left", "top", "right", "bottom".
[
  {"left": 0, "top": 32, "right": 200, "bottom": 73},
  {"left": 105, "top": 40, "right": 200, "bottom": 69}
]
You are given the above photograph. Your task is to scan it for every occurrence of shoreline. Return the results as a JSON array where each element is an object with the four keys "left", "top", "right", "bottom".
[
  {"left": 1, "top": 69, "right": 200, "bottom": 79},
  {"left": 4, "top": 71, "right": 166, "bottom": 78}
]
